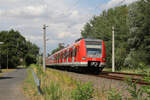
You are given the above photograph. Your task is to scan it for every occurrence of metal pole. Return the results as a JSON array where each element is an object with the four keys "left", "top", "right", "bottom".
[
  {"left": 112, "top": 26, "right": 115, "bottom": 72},
  {"left": 0, "top": 42, "right": 4, "bottom": 70},
  {"left": 0, "top": 48, "right": 1, "bottom": 70},
  {"left": 43, "top": 24, "right": 48, "bottom": 72},
  {"left": 7, "top": 49, "right": 8, "bottom": 69}
]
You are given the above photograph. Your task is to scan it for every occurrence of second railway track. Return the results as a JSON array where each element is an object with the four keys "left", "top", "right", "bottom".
[
  {"left": 47, "top": 67, "right": 150, "bottom": 85},
  {"left": 93, "top": 71, "right": 150, "bottom": 85}
]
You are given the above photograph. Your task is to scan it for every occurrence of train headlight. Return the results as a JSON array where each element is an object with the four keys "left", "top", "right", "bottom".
[{"left": 82, "top": 57, "right": 86, "bottom": 60}]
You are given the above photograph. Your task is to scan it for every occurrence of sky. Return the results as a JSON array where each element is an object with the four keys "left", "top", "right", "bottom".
[{"left": 0, "top": 0, "right": 138, "bottom": 54}]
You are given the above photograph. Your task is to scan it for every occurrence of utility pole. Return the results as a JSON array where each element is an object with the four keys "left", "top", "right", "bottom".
[
  {"left": 0, "top": 42, "right": 4, "bottom": 71},
  {"left": 43, "top": 24, "right": 48, "bottom": 72},
  {"left": 7, "top": 48, "right": 8, "bottom": 69},
  {"left": 112, "top": 26, "right": 115, "bottom": 72}
]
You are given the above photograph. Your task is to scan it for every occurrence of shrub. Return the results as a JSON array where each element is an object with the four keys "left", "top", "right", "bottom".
[
  {"left": 141, "top": 70, "right": 150, "bottom": 99},
  {"left": 107, "top": 89, "right": 122, "bottom": 100},
  {"left": 43, "top": 81, "right": 62, "bottom": 100},
  {"left": 71, "top": 82, "right": 94, "bottom": 100},
  {"left": 126, "top": 79, "right": 144, "bottom": 100}
]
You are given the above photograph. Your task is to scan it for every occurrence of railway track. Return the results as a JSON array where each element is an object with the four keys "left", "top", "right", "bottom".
[
  {"left": 94, "top": 71, "right": 150, "bottom": 85},
  {"left": 47, "top": 66, "right": 150, "bottom": 85}
]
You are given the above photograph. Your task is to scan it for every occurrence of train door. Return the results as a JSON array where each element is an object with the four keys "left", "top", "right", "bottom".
[
  {"left": 58, "top": 53, "right": 60, "bottom": 63},
  {"left": 72, "top": 46, "right": 75, "bottom": 63},
  {"left": 61, "top": 52, "right": 63, "bottom": 63},
  {"left": 77, "top": 46, "right": 80, "bottom": 62},
  {"left": 64, "top": 50, "right": 67, "bottom": 63},
  {"left": 68, "top": 48, "right": 71, "bottom": 63},
  {"left": 70, "top": 48, "right": 73, "bottom": 63},
  {"left": 66, "top": 49, "right": 69, "bottom": 63},
  {"left": 54, "top": 55, "right": 56, "bottom": 64}
]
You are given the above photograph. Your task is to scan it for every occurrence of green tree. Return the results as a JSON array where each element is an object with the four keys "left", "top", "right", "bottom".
[
  {"left": 125, "top": 0, "right": 150, "bottom": 68},
  {"left": 0, "top": 29, "right": 39, "bottom": 68},
  {"left": 81, "top": 5, "right": 129, "bottom": 69}
]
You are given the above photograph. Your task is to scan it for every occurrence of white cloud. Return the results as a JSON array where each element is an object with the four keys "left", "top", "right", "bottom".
[
  {"left": 0, "top": 5, "right": 47, "bottom": 18},
  {"left": 57, "top": 31, "right": 77, "bottom": 39},
  {"left": 24, "top": 5, "right": 46, "bottom": 16},
  {"left": 100, "top": 0, "right": 138, "bottom": 10},
  {"left": 25, "top": 35, "right": 42, "bottom": 41},
  {"left": 0, "top": 0, "right": 92, "bottom": 53}
]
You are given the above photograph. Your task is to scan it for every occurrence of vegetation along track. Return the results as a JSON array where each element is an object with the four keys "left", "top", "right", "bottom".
[
  {"left": 93, "top": 71, "right": 150, "bottom": 85},
  {"left": 47, "top": 66, "right": 149, "bottom": 85}
]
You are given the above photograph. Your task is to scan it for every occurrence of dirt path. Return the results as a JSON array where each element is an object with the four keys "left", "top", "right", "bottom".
[{"left": 0, "top": 69, "right": 28, "bottom": 100}]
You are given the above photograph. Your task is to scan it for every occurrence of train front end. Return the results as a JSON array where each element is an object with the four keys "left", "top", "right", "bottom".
[{"left": 81, "top": 39, "right": 106, "bottom": 72}]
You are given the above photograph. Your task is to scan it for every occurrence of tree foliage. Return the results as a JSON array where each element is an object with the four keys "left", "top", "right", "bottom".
[
  {"left": 125, "top": 0, "right": 150, "bottom": 67},
  {"left": 81, "top": 5, "right": 129, "bottom": 69},
  {"left": 0, "top": 29, "right": 39, "bottom": 68}
]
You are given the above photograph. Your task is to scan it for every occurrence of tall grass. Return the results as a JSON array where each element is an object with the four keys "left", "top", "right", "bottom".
[
  {"left": 23, "top": 69, "right": 41, "bottom": 100},
  {"left": 71, "top": 82, "right": 94, "bottom": 100},
  {"left": 24, "top": 64, "right": 95, "bottom": 100},
  {"left": 107, "top": 67, "right": 150, "bottom": 100},
  {"left": 43, "top": 81, "right": 62, "bottom": 100}
]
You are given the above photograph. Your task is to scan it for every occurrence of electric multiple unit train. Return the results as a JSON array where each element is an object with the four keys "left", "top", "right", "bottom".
[{"left": 46, "top": 38, "right": 106, "bottom": 73}]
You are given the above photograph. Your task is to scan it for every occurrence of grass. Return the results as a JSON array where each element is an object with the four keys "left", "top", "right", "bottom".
[
  {"left": 23, "top": 64, "right": 102, "bottom": 100},
  {"left": 23, "top": 69, "right": 43, "bottom": 100},
  {"left": 0, "top": 73, "right": 3, "bottom": 77},
  {"left": 1, "top": 69, "right": 16, "bottom": 73},
  {"left": 103, "top": 67, "right": 150, "bottom": 74},
  {"left": 25, "top": 64, "right": 150, "bottom": 100},
  {"left": 0, "top": 69, "right": 16, "bottom": 77}
]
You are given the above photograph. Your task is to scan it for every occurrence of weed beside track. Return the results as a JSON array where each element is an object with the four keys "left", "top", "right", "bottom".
[
  {"left": 23, "top": 65, "right": 150, "bottom": 100},
  {"left": 23, "top": 64, "right": 97, "bottom": 100}
]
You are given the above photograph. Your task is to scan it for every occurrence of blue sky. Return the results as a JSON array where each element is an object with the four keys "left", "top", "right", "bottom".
[{"left": 0, "top": 0, "right": 138, "bottom": 54}]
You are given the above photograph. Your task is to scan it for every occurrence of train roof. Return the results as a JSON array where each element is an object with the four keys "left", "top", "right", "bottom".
[
  {"left": 84, "top": 38, "right": 103, "bottom": 42},
  {"left": 75, "top": 38, "right": 102, "bottom": 42},
  {"left": 49, "top": 38, "right": 103, "bottom": 57}
]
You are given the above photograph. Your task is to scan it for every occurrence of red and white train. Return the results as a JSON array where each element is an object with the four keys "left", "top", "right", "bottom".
[{"left": 46, "top": 38, "right": 106, "bottom": 73}]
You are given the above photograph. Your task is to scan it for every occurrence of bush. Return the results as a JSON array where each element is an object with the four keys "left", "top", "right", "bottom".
[
  {"left": 107, "top": 89, "right": 122, "bottom": 100},
  {"left": 141, "top": 70, "right": 150, "bottom": 99},
  {"left": 71, "top": 82, "right": 94, "bottom": 100},
  {"left": 124, "top": 50, "right": 148, "bottom": 69},
  {"left": 125, "top": 79, "right": 144, "bottom": 100}
]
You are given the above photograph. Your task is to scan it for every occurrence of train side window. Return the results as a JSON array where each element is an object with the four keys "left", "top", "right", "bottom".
[
  {"left": 66, "top": 52, "right": 67, "bottom": 58},
  {"left": 64, "top": 52, "right": 66, "bottom": 59},
  {"left": 58, "top": 53, "right": 60, "bottom": 60},
  {"left": 63, "top": 52, "right": 65, "bottom": 59},
  {"left": 68, "top": 49, "right": 71, "bottom": 58},
  {"left": 69, "top": 50, "right": 71, "bottom": 58},
  {"left": 71, "top": 50, "right": 73, "bottom": 58},
  {"left": 67, "top": 51, "right": 69, "bottom": 58},
  {"left": 61, "top": 53, "right": 63, "bottom": 59},
  {"left": 69, "top": 50, "right": 70, "bottom": 57},
  {"left": 72, "top": 49, "right": 75, "bottom": 57},
  {"left": 75, "top": 48, "right": 77, "bottom": 57},
  {"left": 59, "top": 53, "right": 61, "bottom": 60},
  {"left": 55, "top": 55, "right": 57, "bottom": 61},
  {"left": 65, "top": 51, "right": 67, "bottom": 59},
  {"left": 73, "top": 48, "right": 75, "bottom": 57}
]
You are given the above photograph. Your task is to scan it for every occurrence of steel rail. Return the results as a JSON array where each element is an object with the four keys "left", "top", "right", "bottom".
[
  {"left": 93, "top": 74, "right": 150, "bottom": 85},
  {"left": 102, "top": 71, "right": 146, "bottom": 76}
]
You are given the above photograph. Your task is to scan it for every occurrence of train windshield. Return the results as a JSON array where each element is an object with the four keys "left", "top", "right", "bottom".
[{"left": 85, "top": 40, "right": 102, "bottom": 58}]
